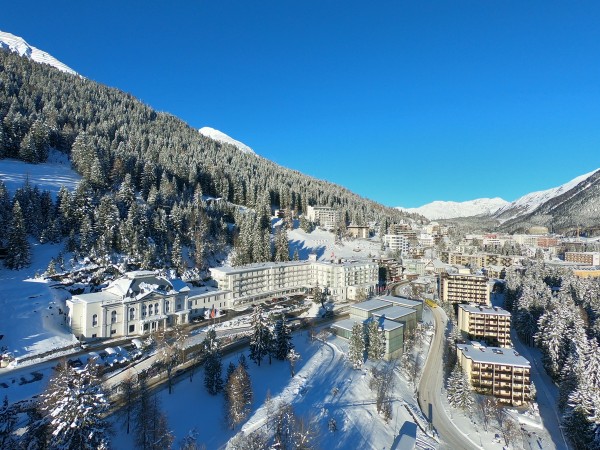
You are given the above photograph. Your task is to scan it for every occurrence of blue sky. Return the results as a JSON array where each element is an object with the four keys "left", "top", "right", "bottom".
[{"left": 2, "top": 1, "right": 600, "bottom": 207}]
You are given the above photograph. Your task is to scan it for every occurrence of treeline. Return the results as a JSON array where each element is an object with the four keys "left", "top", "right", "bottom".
[
  {"left": 0, "top": 49, "right": 418, "bottom": 238},
  {"left": 504, "top": 262, "right": 600, "bottom": 449}
]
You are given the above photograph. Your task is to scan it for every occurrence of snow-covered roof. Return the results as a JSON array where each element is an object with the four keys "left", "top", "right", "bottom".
[
  {"left": 457, "top": 343, "right": 530, "bottom": 367},
  {"left": 459, "top": 304, "right": 510, "bottom": 316},
  {"left": 376, "top": 295, "right": 422, "bottom": 308},
  {"left": 371, "top": 305, "right": 416, "bottom": 321},
  {"left": 351, "top": 299, "right": 392, "bottom": 312},
  {"left": 331, "top": 319, "right": 361, "bottom": 331}
]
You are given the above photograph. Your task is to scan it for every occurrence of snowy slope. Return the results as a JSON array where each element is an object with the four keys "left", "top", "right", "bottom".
[
  {"left": 199, "top": 127, "right": 256, "bottom": 155},
  {"left": 397, "top": 197, "right": 508, "bottom": 220},
  {"left": 0, "top": 30, "right": 77, "bottom": 75},
  {"left": 494, "top": 169, "right": 600, "bottom": 220},
  {"left": 0, "top": 151, "right": 81, "bottom": 199}
]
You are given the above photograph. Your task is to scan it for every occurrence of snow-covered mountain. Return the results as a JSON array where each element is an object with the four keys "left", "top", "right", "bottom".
[
  {"left": 398, "top": 197, "right": 508, "bottom": 220},
  {"left": 494, "top": 169, "right": 600, "bottom": 221},
  {"left": 199, "top": 127, "right": 256, "bottom": 155},
  {"left": 0, "top": 30, "right": 77, "bottom": 75}
]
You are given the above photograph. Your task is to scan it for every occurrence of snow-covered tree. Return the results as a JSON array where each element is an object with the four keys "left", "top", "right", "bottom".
[
  {"left": 287, "top": 349, "right": 301, "bottom": 377},
  {"left": 225, "top": 364, "right": 253, "bottom": 429},
  {"left": 367, "top": 320, "right": 386, "bottom": 361},
  {"left": 249, "top": 305, "right": 272, "bottom": 366},
  {"left": 273, "top": 319, "right": 294, "bottom": 361},
  {"left": 38, "top": 361, "right": 110, "bottom": 450},
  {"left": 447, "top": 365, "right": 474, "bottom": 413},
  {"left": 134, "top": 377, "right": 174, "bottom": 450},
  {"left": 5, "top": 201, "right": 30, "bottom": 269},
  {"left": 348, "top": 322, "right": 365, "bottom": 369},
  {"left": 203, "top": 328, "right": 223, "bottom": 395},
  {"left": 0, "top": 396, "right": 16, "bottom": 449}
]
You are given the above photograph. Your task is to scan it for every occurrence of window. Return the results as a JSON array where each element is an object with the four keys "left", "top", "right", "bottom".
[
  {"left": 91, "top": 333, "right": 97, "bottom": 338},
  {"left": 143, "top": 323, "right": 149, "bottom": 331},
  {"left": 92, "top": 314, "right": 98, "bottom": 327},
  {"left": 111, "top": 329, "right": 116, "bottom": 335},
  {"left": 154, "top": 303, "right": 159, "bottom": 315},
  {"left": 129, "top": 308, "right": 135, "bottom": 321},
  {"left": 111, "top": 311, "right": 117, "bottom": 323},
  {"left": 165, "top": 301, "right": 170, "bottom": 313},
  {"left": 142, "top": 304, "right": 147, "bottom": 317},
  {"left": 129, "top": 324, "right": 135, "bottom": 333}
]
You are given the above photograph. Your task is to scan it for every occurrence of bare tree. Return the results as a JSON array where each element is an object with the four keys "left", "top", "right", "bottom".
[
  {"left": 475, "top": 395, "right": 497, "bottom": 432},
  {"left": 498, "top": 415, "right": 520, "bottom": 448}
]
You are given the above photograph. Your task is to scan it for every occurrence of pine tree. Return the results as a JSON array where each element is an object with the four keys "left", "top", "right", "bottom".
[
  {"left": 367, "top": 320, "right": 386, "bottom": 361},
  {"left": 38, "top": 361, "right": 110, "bottom": 450},
  {"left": 5, "top": 201, "right": 31, "bottom": 269},
  {"left": 348, "top": 322, "right": 365, "bottom": 369},
  {"left": 203, "top": 328, "right": 223, "bottom": 395},
  {"left": 249, "top": 305, "right": 272, "bottom": 366},
  {"left": 447, "top": 365, "right": 474, "bottom": 413},
  {"left": 225, "top": 364, "right": 253, "bottom": 429},
  {"left": 273, "top": 319, "right": 294, "bottom": 361},
  {"left": 0, "top": 396, "right": 16, "bottom": 449}
]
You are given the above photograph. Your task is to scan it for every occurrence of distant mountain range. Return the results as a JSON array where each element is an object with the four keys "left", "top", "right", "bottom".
[
  {"left": 0, "top": 30, "right": 77, "bottom": 75},
  {"left": 398, "top": 169, "right": 600, "bottom": 234}
]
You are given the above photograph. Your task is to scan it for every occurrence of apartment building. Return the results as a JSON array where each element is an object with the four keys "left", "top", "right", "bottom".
[
  {"left": 439, "top": 271, "right": 490, "bottom": 305},
  {"left": 458, "top": 304, "right": 511, "bottom": 347},
  {"left": 306, "top": 205, "right": 341, "bottom": 230},
  {"left": 347, "top": 224, "right": 370, "bottom": 239},
  {"left": 457, "top": 342, "right": 531, "bottom": 405},
  {"left": 441, "top": 251, "right": 521, "bottom": 268},
  {"left": 384, "top": 234, "right": 410, "bottom": 253},
  {"left": 565, "top": 251, "right": 600, "bottom": 266},
  {"left": 67, "top": 271, "right": 210, "bottom": 339},
  {"left": 210, "top": 258, "right": 378, "bottom": 308}
]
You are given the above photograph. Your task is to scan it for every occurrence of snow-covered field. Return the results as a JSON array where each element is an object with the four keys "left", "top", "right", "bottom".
[
  {"left": 111, "top": 332, "right": 438, "bottom": 450},
  {"left": 0, "top": 152, "right": 81, "bottom": 199},
  {"left": 287, "top": 226, "right": 383, "bottom": 261}
]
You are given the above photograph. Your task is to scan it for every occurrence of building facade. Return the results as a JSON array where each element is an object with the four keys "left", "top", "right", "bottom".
[
  {"left": 458, "top": 304, "right": 511, "bottom": 347},
  {"left": 384, "top": 234, "right": 410, "bottom": 253},
  {"left": 457, "top": 342, "right": 531, "bottom": 405},
  {"left": 565, "top": 251, "right": 600, "bottom": 266},
  {"left": 210, "top": 259, "right": 378, "bottom": 308},
  {"left": 306, "top": 205, "right": 341, "bottom": 230},
  {"left": 439, "top": 271, "right": 490, "bottom": 305}
]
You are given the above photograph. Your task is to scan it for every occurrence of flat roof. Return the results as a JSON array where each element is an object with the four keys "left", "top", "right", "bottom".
[
  {"left": 459, "top": 304, "right": 510, "bottom": 316},
  {"left": 70, "top": 291, "right": 120, "bottom": 304},
  {"left": 377, "top": 295, "right": 422, "bottom": 307},
  {"left": 332, "top": 317, "right": 404, "bottom": 333},
  {"left": 372, "top": 305, "right": 416, "bottom": 320},
  {"left": 457, "top": 343, "right": 530, "bottom": 367},
  {"left": 210, "top": 259, "right": 377, "bottom": 275},
  {"left": 351, "top": 299, "right": 392, "bottom": 312},
  {"left": 332, "top": 318, "right": 362, "bottom": 331}
]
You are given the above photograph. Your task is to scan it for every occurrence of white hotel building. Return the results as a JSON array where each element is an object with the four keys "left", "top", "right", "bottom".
[{"left": 210, "top": 257, "right": 378, "bottom": 308}]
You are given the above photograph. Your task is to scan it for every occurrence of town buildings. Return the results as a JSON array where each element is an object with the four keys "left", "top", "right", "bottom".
[
  {"left": 457, "top": 304, "right": 511, "bottom": 347},
  {"left": 384, "top": 234, "right": 410, "bottom": 253},
  {"left": 457, "top": 342, "right": 531, "bottom": 406},
  {"left": 565, "top": 251, "right": 600, "bottom": 266},
  {"left": 347, "top": 224, "right": 371, "bottom": 239}
]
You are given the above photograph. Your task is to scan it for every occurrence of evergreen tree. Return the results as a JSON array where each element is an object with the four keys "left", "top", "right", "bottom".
[
  {"left": 273, "top": 319, "right": 294, "bottom": 361},
  {"left": 203, "top": 328, "right": 223, "bottom": 395},
  {"left": 5, "top": 201, "right": 31, "bottom": 269},
  {"left": 38, "top": 361, "right": 110, "bottom": 450},
  {"left": 249, "top": 305, "right": 272, "bottom": 366},
  {"left": 447, "top": 365, "right": 474, "bottom": 413},
  {"left": 0, "top": 396, "right": 17, "bottom": 449},
  {"left": 348, "top": 322, "right": 365, "bottom": 369},
  {"left": 225, "top": 364, "right": 253, "bottom": 429},
  {"left": 367, "top": 320, "right": 386, "bottom": 361}
]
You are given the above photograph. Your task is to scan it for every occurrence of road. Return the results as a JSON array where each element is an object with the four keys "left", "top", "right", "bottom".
[{"left": 417, "top": 306, "right": 481, "bottom": 450}]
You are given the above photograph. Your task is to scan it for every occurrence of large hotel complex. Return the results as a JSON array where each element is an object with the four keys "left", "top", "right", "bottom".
[{"left": 67, "top": 257, "right": 378, "bottom": 339}]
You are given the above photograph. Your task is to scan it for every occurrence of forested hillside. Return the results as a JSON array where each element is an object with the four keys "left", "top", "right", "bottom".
[
  {"left": 505, "top": 263, "right": 600, "bottom": 449},
  {"left": 0, "top": 50, "right": 418, "bottom": 271}
]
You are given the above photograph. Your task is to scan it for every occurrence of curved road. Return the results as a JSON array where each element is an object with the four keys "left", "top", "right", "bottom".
[{"left": 418, "top": 306, "right": 481, "bottom": 450}]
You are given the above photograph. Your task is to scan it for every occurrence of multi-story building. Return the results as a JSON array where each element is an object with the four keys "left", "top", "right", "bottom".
[
  {"left": 347, "top": 224, "right": 371, "bottom": 239},
  {"left": 441, "top": 251, "right": 521, "bottom": 269},
  {"left": 565, "top": 251, "right": 600, "bottom": 266},
  {"left": 384, "top": 234, "right": 410, "bottom": 253},
  {"left": 210, "top": 258, "right": 378, "bottom": 308},
  {"left": 305, "top": 205, "right": 341, "bottom": 230},
  {"left": 457, "top": 342, "right": 531, "bottom": 405},
  {"left": 439, "top": 271, "right": 490, "bottom": 305},
  {"left": 458, "top": 304, "right": 511, "bottom": 347},
  {"left": 66, "top": 271, "right": 228, "bottom": 339}
]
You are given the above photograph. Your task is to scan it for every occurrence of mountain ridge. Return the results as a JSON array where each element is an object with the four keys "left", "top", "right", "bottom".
[
  {"left": 397, "top": 198, "right": 508, "bottom": 220},
  {"left": 0, "top": 30, "right": 77, "bottom": 75}
]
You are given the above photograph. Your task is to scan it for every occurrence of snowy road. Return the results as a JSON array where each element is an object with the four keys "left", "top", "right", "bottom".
[{"left": 418, "top": 307, "right": 481, "bottom": 450}]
